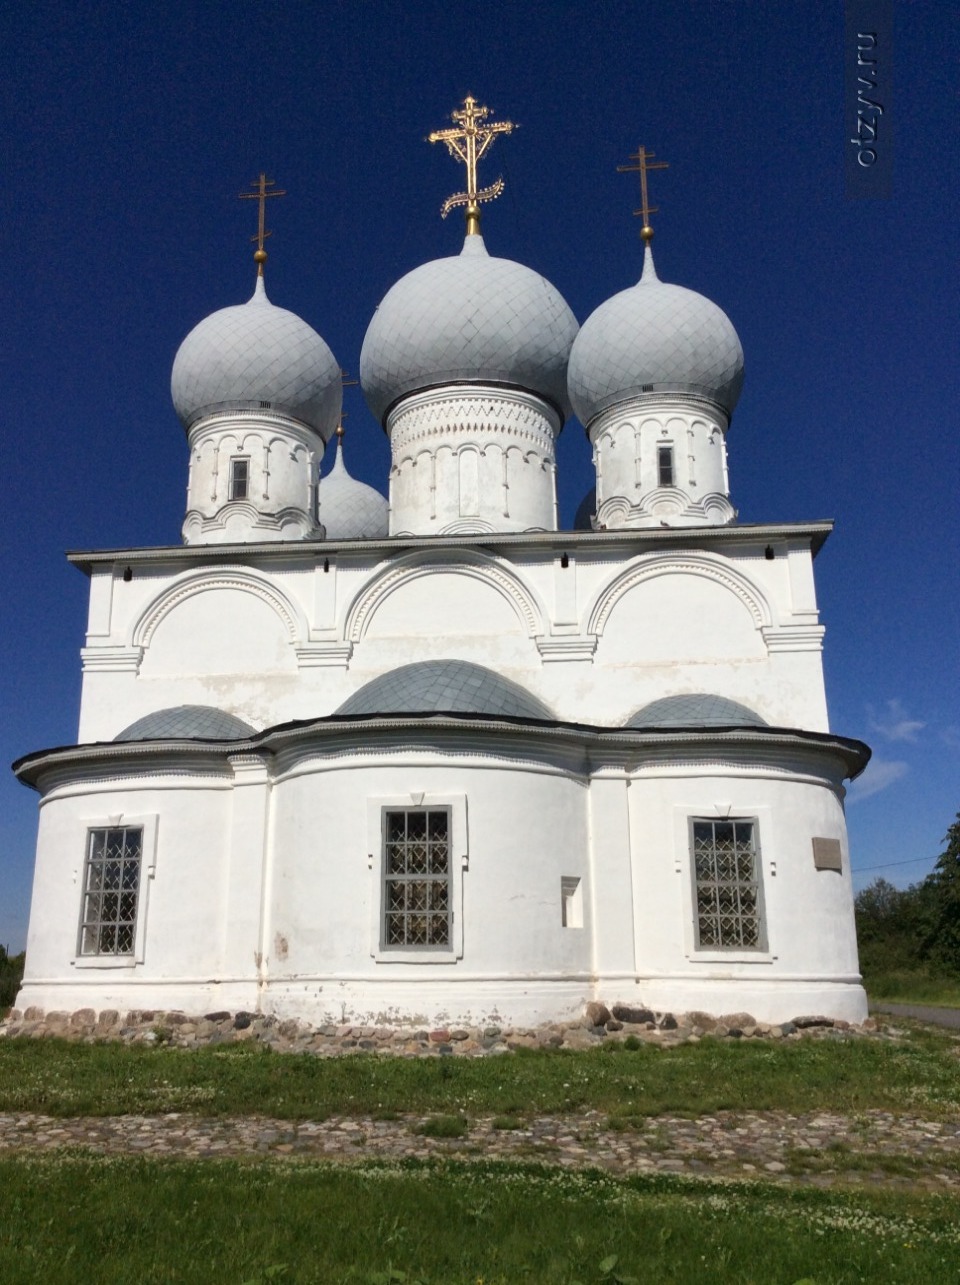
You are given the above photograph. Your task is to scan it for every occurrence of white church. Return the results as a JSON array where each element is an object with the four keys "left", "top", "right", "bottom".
[{"left": 14, "top": 102, "right": 870, "bottom": 1028}]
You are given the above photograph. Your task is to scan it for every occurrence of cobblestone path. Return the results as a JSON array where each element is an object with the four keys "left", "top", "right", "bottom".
[{"left": 2, "top": 1109, "right": 958, "bottom": 1191}]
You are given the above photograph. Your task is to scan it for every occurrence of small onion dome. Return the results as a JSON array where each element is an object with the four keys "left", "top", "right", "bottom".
[
  {"left": 336, "top": 659, "right": 553, "bottom": 721},
  {"left": 317, "top": 436, "right": 389, "bottom": 540},
  {"left": 625, "top": 694, "right": 766, "bottom": 729},
  {"left": 568, "top": 245, "right": 744, "bottom": 426},
  {"left": 360, "top": 234, "right": 579, "bottom": 425},
  {"left": 171, "top": 276, "right": 342, "bottom": 440},
  {"left": 115, "top": 705, "right": 257, "bottom": 741}
]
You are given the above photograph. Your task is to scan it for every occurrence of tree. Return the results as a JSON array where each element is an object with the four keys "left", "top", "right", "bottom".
[
  {"left": 920, "top": 812, "right": 960, "bottom": 974},
  {"left": 0, "top": 945, "right": 25, "bottom": 1012},
  {"left": 854, "top": 877, "right": 927, "bottom": 976}
]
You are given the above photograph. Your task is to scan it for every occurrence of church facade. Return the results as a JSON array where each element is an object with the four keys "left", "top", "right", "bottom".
[{"left": 14, "top": 109, "right": 870, "bottom": 1027}]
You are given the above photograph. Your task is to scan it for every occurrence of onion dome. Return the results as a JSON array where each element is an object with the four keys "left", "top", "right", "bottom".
[
  {"left": 360, "top": 235, "right": 579, "bottom": 424},
  {"left": 568, "top": 245, "right": 744, "bottom": 426},
  {"left": 625, "top": 694, "right": 766, "bottom": 730},
  {"left": 171, "top": 276, "right": 342, "bottom": 440},
  {"left": 115, "top": 706, "right": 257, "bottom": 741},
  {"left": 336, "top": 660, "right": 553, "bottom": 720},
  {"left": 317, "top": 431, "right": 389, "bottom": 540}
]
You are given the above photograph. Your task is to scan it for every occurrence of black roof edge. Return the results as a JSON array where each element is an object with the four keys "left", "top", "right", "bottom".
[{"left": 13, "top": 711, "right": 871, "bottom": 790}]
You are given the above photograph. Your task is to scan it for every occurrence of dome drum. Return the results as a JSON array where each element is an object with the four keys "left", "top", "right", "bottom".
[
  {"left": 182, "top": 411, "right": 323, "bottom": 545},
  {"left": 385, "top": 385, "right": 560, "bottom": 536},
  {"left": 590, "top": 400, "right": 735, "bottom": 529}
]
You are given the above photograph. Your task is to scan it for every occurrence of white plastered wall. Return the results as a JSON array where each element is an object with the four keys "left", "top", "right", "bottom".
[
  {"left": 612, "top": 760, "right": 864, "bottom": 1022},
  {"left": 17, "top": 735, "right": 865, "bottom": 1026},
  {"left": 17, "top": 766, "right": 260, "bottom": 1015},
  {"left": 75, "top": 533, "right": 829, "bottom": 745},
  {"left": 264, "top": 750, "right": 591, "bottom": 1027}
]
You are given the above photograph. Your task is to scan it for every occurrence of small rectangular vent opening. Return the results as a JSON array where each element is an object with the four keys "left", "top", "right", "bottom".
[{"left": 561, "top": 876, "right": 583, "bottom": 929}]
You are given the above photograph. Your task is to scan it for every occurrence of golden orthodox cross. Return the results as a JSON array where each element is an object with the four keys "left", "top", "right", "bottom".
[
  {"left": 617, "top": 146, "right": 669, "bottom": 242},
  {"left": 239, "top": 173, "right": 287, "bottom": 274},
  {"left": 428, "top": 96, "right": 516, "bottom": 235}
]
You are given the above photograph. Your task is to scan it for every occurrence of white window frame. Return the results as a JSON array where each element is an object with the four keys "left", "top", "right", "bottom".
[
  {"left": 228, "top": 456, "right": 251, "bottom": 501},
  {"left": 689, "top": 815, "right": 767, "bottom": 952},
  {"left": 674, "top": 806, "right": 775, "bottom": 964},
  {"left": 657, "top": 443, "right": 675, "bottom": 488},
  {"left": 367, "top": 794, "right": 467, "bottom": 963},
  {"left": 72, "top": 814, "right": 158, "bottom": 969}
]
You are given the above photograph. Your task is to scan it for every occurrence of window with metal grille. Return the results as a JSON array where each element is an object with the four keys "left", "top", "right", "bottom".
[
  {"left": 78, "top": 827, "right": 143, "bottom": 956},
  {"left": 657, "top": 445, "right": 675, "bottom": 487},
  {"left": 229, "top": 457, "right": 250, "bottom": 500},
  {"left": 691, "top": 818, "right": 764, "bottom": 949},
  {"left": 382, "top": 809, "right": 451, "bottom": 948}
]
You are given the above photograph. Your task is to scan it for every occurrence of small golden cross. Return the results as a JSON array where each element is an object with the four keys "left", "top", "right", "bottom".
[
  {"left": 428, "top": 96, "right": 516, "bottom": 234},
  {"left": 617, "top": 146, "right": 669, "bottom": 242},
  {"left": 239, "top": 173, "right": 287, "bottom": 274}
]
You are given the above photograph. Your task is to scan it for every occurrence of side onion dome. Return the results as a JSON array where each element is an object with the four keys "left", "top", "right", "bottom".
[
  {"left": 171, "top": 276, "right": 342, "bottom": 440},
  {"left": 360, "top": 234, "right": 579, "bottom": 425},
  {"left": 567, "top": 245, "right": 744, "bottom": 426},
  {"left": 317, "top": 434, "right": 389, "bottom": 539}
]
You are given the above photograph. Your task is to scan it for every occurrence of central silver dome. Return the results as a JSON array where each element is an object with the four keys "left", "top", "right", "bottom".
[{"left": 360, "top": 235, "right": 578, "bottom": 424}]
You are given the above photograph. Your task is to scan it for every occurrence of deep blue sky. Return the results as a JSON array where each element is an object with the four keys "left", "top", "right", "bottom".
[{"left": 2, "top": 2, "right": 957, "bottom": 951}]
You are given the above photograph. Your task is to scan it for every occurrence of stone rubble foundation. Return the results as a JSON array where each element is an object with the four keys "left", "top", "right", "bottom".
[{"left": 0, "top": 1003, "right": 878, "bottom": 1056}]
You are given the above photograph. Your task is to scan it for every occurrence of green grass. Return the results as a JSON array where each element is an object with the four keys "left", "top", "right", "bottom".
[
  {"left": 0, "top": 1154, "right": 957, "bottom": 1284},
  {"left": 2, "top": 1025, "right": 959, "bottom": 1120},
  {"left": 867, "top": 972, "right": 960, "bottom": 1007},
  {"left": 412, "top": 1114, "right": 468, "bottom": 1138}
]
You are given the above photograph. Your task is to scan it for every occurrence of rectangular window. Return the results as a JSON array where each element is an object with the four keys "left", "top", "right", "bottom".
[
  {"left": 691, "top": 818, "right": 764, "bottom": 950},
  {"left": 382, "top": 809, "right": 451, "bottom": 948},
  {"left": 78, "top": 827, "right": 143, "bottom": 956},
  {"left": 657, "top": 445, "right": 675, "bottom": 487},
  {"left": 229, "top": 457, "right": 250, "bottom": 500}
]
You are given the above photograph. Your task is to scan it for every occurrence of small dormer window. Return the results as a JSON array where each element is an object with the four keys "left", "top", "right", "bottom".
[
  {"left": 657, "top": 445, "right": 675, "bottom": 488},
  {"left": 229, "top": 457, "right": 250, "bottom": 501}
]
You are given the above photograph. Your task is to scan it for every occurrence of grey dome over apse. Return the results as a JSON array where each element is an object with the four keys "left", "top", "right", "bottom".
[
  {"left": 625, "top": 694, "right": 767, "bottom": 730},
  {"left": 115, "top": 706, "right": 257, "bottom": 742},
  {"left": 171, "top": 276, "right": 342, "bottom": 440},
  {"left": 568, "top": 246, "right": 744, "bottom": 426},
  {"left": 336, "top": 660, "right": 554, "bottom": 721},
  {"left": 317, "top": 437, "right": 389, "bottom": 539},
  {"left": 360, "top": 235, "right": 579, "bottom": 424}
]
